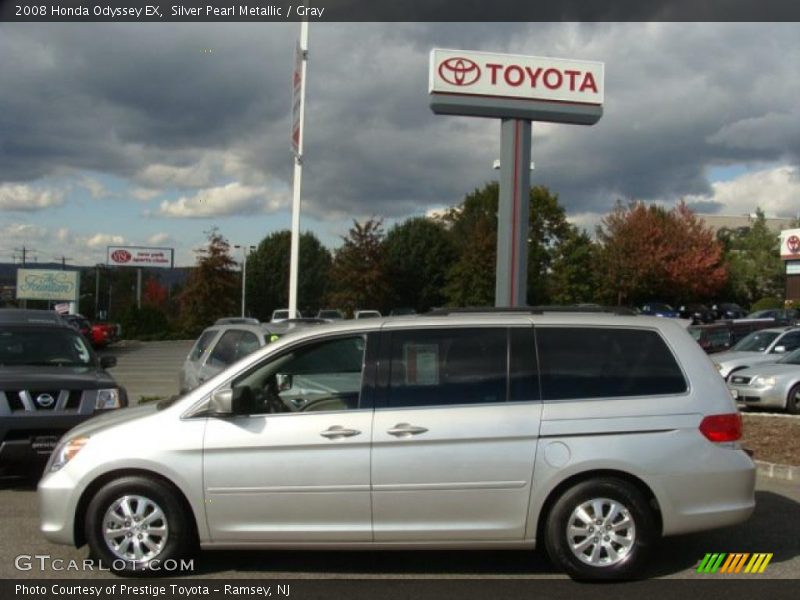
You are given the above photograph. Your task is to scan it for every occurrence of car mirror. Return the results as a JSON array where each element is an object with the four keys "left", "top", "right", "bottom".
[
  {"left": 231, "top": 386, "right": 257, "bottom": 415},
  {"left": 99, "top": 355, "right": 117, "bottom": 369},
  {"left": 773, "top": 345, "right": 786, "bottom": 354},
  {"left": 276, "top": 373, "right": 293, "bottom": 392},
  {"left": 209, "top": 388, "right": 234, "bottom": 415}
]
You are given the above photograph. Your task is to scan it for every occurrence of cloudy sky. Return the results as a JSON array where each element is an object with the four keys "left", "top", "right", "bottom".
[{"left": 1, "top": 22, "right": 799, "bottom": 266}]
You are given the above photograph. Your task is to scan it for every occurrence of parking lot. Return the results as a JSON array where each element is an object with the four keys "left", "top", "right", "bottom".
[
  {"left": 99, "top": 339, "right": 194, "bottom": 404},
  {"left": 0, "top": 475, "right": 797, "bottom": 579}
]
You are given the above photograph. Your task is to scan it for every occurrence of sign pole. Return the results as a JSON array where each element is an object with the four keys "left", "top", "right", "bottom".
[
  {"left": 136, "top": 268, "right": 142, "bottom": 310},
  {"left": 288, "top": 19, "right": 309, "bottom": 319},
  {"left": 495, "top": 119, "right": 531, "bottom": 307}
]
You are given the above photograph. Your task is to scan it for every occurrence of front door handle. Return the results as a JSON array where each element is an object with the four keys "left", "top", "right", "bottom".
[
  {"left": 320, "top": 426, "right": 361, "bottom": 439},
  {"left": 387, "top": 423, "right": 429, "bottom": 437}
]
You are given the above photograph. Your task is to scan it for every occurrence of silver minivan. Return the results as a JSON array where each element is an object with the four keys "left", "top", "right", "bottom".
[{"left": 39, "top": 311, "right": 755, "bottom": 579}]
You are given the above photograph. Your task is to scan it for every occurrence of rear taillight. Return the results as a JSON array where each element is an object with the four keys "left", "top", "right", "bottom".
[{"left": 699, "top": 413, "right": 742, "bottom": 442}]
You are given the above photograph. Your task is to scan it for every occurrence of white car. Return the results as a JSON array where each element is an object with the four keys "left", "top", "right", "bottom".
[{"left": 712, "top": 326, "right": 800, "bottom": 379}]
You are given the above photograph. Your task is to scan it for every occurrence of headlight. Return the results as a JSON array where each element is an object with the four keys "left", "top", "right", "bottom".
[
  {"left": 96, "top": 388, "right": 122, "bottom": 409},
  {"left": 48, "top": 436, "right": 89, "bottom": 472},
  {"left": 753, "top": 376, "right": 777, "bottom": 388}
]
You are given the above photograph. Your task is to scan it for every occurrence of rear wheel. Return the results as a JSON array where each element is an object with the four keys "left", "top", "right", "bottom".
[
  {"left": 85, "top": 476, "right": 193, "bottom": 575},
  {"left": 787, "top": 384, "right": 800, "bottom": 415},
  {"left": 544, "top": 477, "right": 657, "bottom": 580}
]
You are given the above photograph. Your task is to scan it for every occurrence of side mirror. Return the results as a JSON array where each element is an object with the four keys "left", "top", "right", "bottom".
[
  {"left": 773, "top": 345, "right": 787, "bottom": 354},
  {"left": 209, "top": 389, "right": 233, "bottom": 415},
  {"left": 100, "top": 355, "right": 117, "bottom": 369},
  {"left": 231, "top": 386, "right": 258, "bottom": 415},
  {"left": 276, "top": 373, "right": 293, "bottom": 392}
]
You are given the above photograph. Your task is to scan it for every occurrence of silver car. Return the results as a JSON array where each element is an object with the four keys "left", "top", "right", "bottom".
[
  {"left": 727, "top": 347, "right": 800, "bottom": 413},
  {"left": 711, "top": 326, "right": 800, "bottom": 379},
  {"left": 39, "top": 312, "right": 754, "bottom": 580}
]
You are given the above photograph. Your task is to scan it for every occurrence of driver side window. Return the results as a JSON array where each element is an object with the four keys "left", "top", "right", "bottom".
[{"left": 231, "top": 336, "right": 366, "bottom": 414}]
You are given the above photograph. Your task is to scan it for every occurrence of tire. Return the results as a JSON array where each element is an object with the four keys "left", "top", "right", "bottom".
[
  {"left": 544, "top": 477, "right": 657, "bottom": 580},
  {"left": 787, "top": 383, "right": 800, "bottom": 415},
  {"left": 85, "top": 476, "right": 193, "bottom": 575}
]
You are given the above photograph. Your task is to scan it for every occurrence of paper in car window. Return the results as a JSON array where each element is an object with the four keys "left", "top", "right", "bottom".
[{"left": 403, "top": 343, "right": 439, "bottom": 385}]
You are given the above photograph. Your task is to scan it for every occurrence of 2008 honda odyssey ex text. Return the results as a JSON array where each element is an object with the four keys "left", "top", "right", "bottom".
[{"left": 39, "top": 310, "right": 755, "bottom": 579}]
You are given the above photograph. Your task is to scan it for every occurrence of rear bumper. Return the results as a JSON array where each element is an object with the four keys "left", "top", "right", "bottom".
[{"left": 655, "top": 448, "right": 756, "bottom": 536}]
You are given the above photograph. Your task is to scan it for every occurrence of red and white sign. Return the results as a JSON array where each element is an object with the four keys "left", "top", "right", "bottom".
[
  {"left": 780, "top": 228, "right": 800, "bottom": 260},
  {"left": 429, "top": 48, "right": 604, "bottom": 106},
  {"left": 291, "top": 40, "right": 304, "bottom": 156},
  {"left": 107, "top": 246, "right": 174, "bottom": 268}
]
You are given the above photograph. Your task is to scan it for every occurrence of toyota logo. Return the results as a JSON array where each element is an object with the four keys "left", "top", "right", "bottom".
[
  {"left": 788, "top": 235, "right": 800, "bottom": 254},
  {"left": 111, "top": 249, "right": 132, "bottom": 263},
  {"left": 438, "top": 57, "right": 481, "bottom": 86},
  {"left": 36, "top": 393, "right": 56, "bottom": 408}
]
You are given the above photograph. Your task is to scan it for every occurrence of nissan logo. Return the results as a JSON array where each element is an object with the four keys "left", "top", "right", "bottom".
[
  {"left": 36, "top": 393, "right": 55, "bottom": 408},
  {"left": 438, "top": 57, "right": 481, "bottom": 86},
  {"left": 788, "top": 235, "right": 800, "bottom": 254},
  {"left": 111, "top": 249, "right": 132, "bottom": 263}
]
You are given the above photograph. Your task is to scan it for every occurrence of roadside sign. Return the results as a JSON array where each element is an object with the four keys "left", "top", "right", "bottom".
[{"left": 107, "top": 246, "right": 174, "bottom": 268}]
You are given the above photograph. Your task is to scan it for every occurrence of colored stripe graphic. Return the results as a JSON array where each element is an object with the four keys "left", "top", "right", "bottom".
[{"left": 697, "top": 553, "right": 773, "bottom": 574}]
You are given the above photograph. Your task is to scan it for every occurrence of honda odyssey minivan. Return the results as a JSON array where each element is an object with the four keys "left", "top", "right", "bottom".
[{"left": 39, "top": 309, "right": 755, "bottom": 579}]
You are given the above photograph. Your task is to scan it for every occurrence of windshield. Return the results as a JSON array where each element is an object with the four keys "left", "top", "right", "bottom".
[
  {"left": 0, "top": 327, "right": 94, "bottom": 366},
  {"left": 732, "top": 330, "right": 780, "bottom": 352},
  {"left": 778, "top": 348, "right": 800, "bottom": 365}
]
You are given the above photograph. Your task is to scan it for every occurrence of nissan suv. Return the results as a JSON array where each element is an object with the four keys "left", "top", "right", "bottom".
[
  {"left": 1, "top": 309, "right": 127, "bottom": 475},
  {"left": 39, "top": 308, "right": 754, "bottom": 579}
]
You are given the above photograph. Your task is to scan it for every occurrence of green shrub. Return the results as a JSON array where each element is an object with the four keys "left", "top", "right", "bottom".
[
  {"left": 750, "top": 296, "right": 783, "bottom": 312},
  {"left": 120, "top": 306, "right": 169, "bottom": 338}
]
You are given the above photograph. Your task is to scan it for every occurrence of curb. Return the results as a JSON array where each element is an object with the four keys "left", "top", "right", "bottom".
[{"left": 754, "top": 459, "right": 799, "bottom": 481}]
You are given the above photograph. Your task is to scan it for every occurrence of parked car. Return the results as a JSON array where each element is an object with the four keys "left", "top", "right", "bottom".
[
  {"left": 746, "top": 308, "right": 800, "bottom": 326},
  {"left": 688, "top": 323, "right": 732, "bottom": 354},
  {"left": 678, "top": 303, "right": 716, "bottom": 324},
  {"left": 640, "top": 302, "right": 679, "bottom": 318},
  {"left": 354, "top": 309, "right": 381, "bottom": 319},
  {"left": 316, "top": 309, "right": 345, "bottom": 320},
  {"left": 40, "top": 309, "right": 754, "bottom": 579},
  {"left": 711, "top": 326, "right": 800, "bottom": 379},
  {"left": 89, "top": 321, "right": 119, "bottom": 348},
  {"left": 270, "top": 309, "right": 303, "bottom": 323},
  {"left": 389, "top": 307, "right": 417, "bottom": 316},
  {"left": 711, "top": 303, "right": 747, "bottom": 320},
  {"left": 0, "top": 309, "right": 126, "bottom": 474},
  {"left": 727, "top": 347, "right": 800, "bottom": 414},
  {"left": 179, "top": 319, "right": 325, "bottom": 393}
]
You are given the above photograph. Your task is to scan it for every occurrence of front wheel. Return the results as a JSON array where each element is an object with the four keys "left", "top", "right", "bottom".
[
  {"left": 544, "top": 477, "right": 657, "bottom": 580},
  {"left": 787, "top": 383, "right": 800, "bottom": 415},
  {"left": 85, "top": 476, "right": 193, "bottom": 575}
]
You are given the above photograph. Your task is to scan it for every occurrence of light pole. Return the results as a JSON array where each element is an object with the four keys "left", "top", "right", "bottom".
[{"left": 235, "top": 245, "right": 256, "bottom": 318}]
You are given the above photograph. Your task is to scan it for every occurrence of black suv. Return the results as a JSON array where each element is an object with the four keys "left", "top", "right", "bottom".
[{"left": 0, "top": 309, "right": 127, "bottom": 473}]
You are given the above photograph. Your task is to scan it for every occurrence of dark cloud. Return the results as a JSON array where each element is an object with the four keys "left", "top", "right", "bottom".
[{"left": 1, "top": 22, "right": 799, "bottom": 223}]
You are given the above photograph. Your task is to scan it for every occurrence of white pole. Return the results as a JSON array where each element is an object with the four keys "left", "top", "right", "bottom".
[
  {"left": 288, "top": 20, "right": 309, "bottom": 319},
  {"left": 241, "top": 249, "right": 247, "bottom": 318}
]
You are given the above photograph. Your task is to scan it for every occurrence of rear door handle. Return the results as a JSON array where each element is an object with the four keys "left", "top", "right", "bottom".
[
  {"left": 320, "top": 426, "right": 361, "bottom": 439},
  {"left": 387, "top": 423, "right": 429, "bottom": 437}
]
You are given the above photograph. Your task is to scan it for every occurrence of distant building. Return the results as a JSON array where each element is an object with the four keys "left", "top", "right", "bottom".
[{"left": 697, "top": 214, "right": 795, "bottom": 235}]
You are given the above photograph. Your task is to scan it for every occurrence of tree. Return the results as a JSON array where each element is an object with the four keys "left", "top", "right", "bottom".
[
  {"left": 548, "top": 229, "right": 598, "bottom": 304},
  {"left": 384, "top": 217, "right": 456, "bottom": 312},
  {"left": 245, "top": 230, "right": 331, "bottom": 320},
  {"left": 717, "top": 209, "right": 785, "bottom": 306},
  {"left": 596, "top": 201, "right": 727, "bottom": 305},
  {"left": 142, "top": 276, "right": 168, "bottom": 309},
  {"left": 177, "top": 229, "right": 238, "bottom": 334},
  {"left": 327, "top": 218, "right": 391, "bottom": 315}
]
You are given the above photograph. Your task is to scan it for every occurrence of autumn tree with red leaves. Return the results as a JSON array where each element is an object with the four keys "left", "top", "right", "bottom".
[
  {"left": 142, "top": 276, "right": 168, "bottom": 308},
  {"left": 596, "top": 201, "right": 727, "bottom": 305}
]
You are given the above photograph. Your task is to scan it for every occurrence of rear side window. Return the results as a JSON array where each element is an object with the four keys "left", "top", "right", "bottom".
[
  {"left": 189, "top": 329, "right": 218, "bottom": 362},
  {"left": 386, "top": 328, "right": 508, "bottom": 408},
  {"left": 536, "top": 327, "right": 687, "bottom": 400}
]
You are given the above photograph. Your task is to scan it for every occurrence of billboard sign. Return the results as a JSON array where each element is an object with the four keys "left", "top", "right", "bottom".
[
  {"left": 16, "top": 269, "right": 80, "bottom": 302},
  {"left": 107, "top": 246, "right": 174, "bottom": 268},
  {"left": 780, "top": 228, "right": 800, "bottom": 260},
  {"left": 430, "top": 48, "right": 604, "bottom": 105}
]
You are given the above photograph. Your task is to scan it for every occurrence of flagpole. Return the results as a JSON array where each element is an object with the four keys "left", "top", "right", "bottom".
[{"left": 288, "top": 19, "right": 308, "bottom": 319}]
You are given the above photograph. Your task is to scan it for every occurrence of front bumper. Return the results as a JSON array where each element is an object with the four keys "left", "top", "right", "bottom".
[
  {"left": 728, "top": 384, "right": 786, "bottom": 409},
  {"left": 0, "top": 414, "right": 88, "bottom": 465},
  {"left": 38, "top": 466, "right": 82, "bottom": 546}
]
